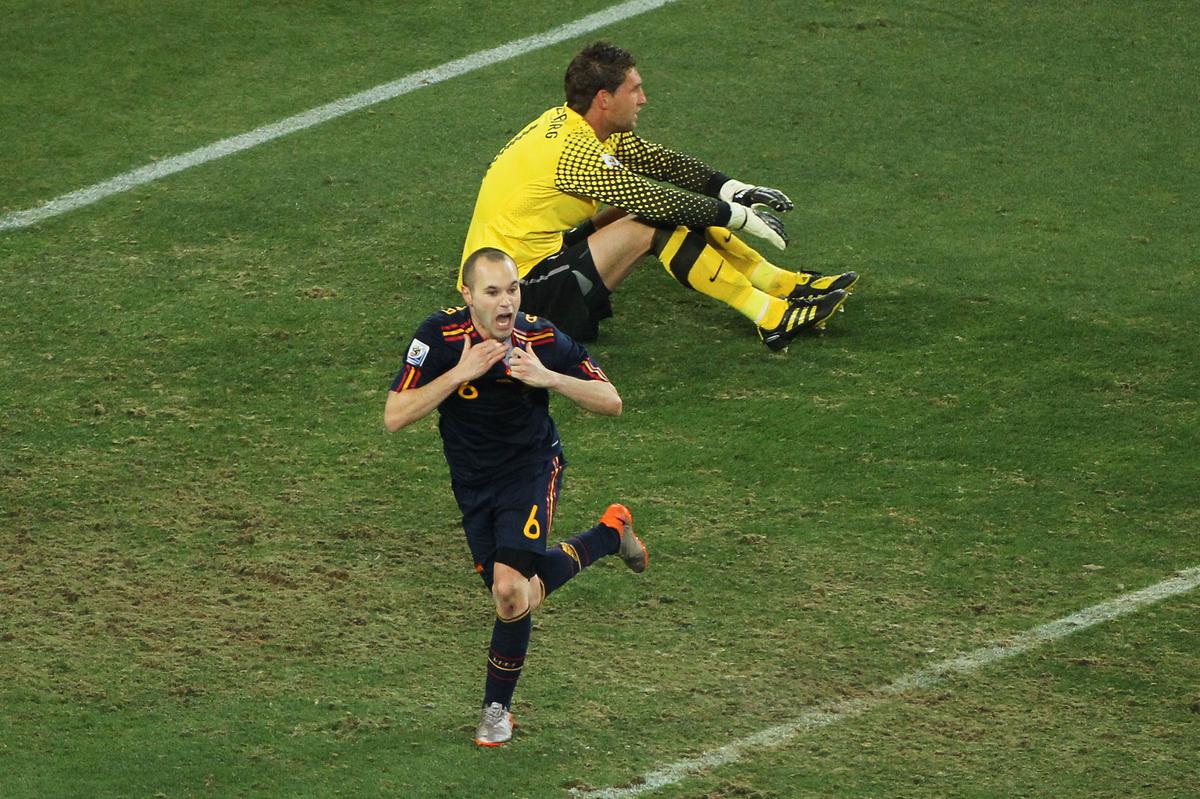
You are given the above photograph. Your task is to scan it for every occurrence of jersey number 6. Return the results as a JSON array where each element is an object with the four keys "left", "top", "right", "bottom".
[{"left": 523, "top": 505, "right": 541, "bottom": 540}]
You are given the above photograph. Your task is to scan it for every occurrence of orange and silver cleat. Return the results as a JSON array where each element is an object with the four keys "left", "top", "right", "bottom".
[{"left": 600, "top": 503, "right": 647, "bottom": 574}]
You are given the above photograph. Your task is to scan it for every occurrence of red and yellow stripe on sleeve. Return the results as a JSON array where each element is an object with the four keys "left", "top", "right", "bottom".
[
  {"left": 579, "top": 358, "right": 608, "bottom": 382},
  {"left": 395, "top": 365, "right": 423, "bottom": 392}
]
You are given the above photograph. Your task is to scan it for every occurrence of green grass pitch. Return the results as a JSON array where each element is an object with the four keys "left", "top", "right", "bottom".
[{"left": 2, "top": 2, "right": 1197, "bottom": 797}]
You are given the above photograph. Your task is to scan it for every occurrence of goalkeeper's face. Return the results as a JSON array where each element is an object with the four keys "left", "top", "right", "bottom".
[
  {"left": 604, "top": 67, "right": 646, "bottom": 133},
  {"left": 462, "top": 255, "right": 521, "bottom": 341}
]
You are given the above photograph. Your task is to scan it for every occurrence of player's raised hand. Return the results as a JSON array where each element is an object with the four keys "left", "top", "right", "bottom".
[
  {"left": 456, "top": 336, "right": 507, "bottom": 380},
  {"left": 507, "top": 343, "right": 555, "bottom": 388},
  {"left": 719, "top": 178, "right": 794, "bottom": 213}
]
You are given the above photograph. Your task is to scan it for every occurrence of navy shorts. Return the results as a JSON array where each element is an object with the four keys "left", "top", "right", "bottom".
[
  {"left": 520, "top": 227, "right": 612, "bottom": 342},
  {"left": 453, "top": 455, "right": 566, "bottom": 589}
]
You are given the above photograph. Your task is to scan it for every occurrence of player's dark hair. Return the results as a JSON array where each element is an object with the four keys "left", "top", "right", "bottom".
[
  {"left": 564, "top": 42, "right": 636, "bottom": 115},
  {"left": 462, "top": 247, "right": 514, "bottom": 289}
]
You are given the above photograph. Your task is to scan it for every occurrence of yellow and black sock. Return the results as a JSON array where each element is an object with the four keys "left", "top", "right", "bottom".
[
  {"left": 653, "top": 227, "right": 787, "bottom": 329},
  {"left": 705, "top": 227, "right": 798, "bottom": 299}
]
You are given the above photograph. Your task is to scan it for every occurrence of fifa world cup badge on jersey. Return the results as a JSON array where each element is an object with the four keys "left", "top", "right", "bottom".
[
  {"left": 600, "top": 153, "right": 623, "bottom": 169},
  {"left": 406, "top": 339, "right": 430, "bottom": 367}
]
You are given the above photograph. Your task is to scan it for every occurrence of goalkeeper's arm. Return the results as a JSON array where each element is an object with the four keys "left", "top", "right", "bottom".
[{"left": 610, "top": 131, "right": 795, "bottom": 214}]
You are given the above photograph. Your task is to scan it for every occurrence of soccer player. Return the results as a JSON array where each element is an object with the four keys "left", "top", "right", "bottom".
[
  {"left": 460, "top": 41, "right": 858, "bottom": 350},
  {"left": 385, "top": 247, "right": 649, "bottom": 747}
]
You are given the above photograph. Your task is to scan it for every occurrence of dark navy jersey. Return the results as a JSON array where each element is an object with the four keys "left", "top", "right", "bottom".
[{"left": 390, "top": 307, "right": 610, "bottom": 486}]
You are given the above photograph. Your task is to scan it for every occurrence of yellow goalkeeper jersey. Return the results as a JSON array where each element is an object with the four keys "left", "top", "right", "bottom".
[{"left": 459, "top": 106, "right": 727, "bottom": 287}]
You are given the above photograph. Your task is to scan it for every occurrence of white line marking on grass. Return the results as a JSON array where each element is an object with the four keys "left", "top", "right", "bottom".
[
  {"left": 573, "top": 566, "right": 1200, "bottom": 798},
  {"left": 0, "top": 0, "right": 679, "bottom": 232}
]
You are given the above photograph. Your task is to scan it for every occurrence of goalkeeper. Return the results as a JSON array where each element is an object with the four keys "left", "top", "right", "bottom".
[{"left": 459, "top": 41, "right": 858, "bottom": 350}]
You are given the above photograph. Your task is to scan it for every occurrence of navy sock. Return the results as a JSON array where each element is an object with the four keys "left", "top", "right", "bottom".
[
  {"left": 537, "top": 523, "right": 621, "bottom": 596},
  {"left": 483, "top": 609, "right": 532, "bottom": 709}
]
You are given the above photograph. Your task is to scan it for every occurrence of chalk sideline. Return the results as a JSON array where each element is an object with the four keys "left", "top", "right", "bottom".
[{"left": 0, "top": 0, "right": 679, "bottom": 231}]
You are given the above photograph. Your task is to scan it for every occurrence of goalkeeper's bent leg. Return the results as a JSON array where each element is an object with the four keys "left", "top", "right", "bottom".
[
  {"left": 652, "top": 226, "right": 787, "bottom": 329},
  {"left": 705, "top": 227, "right": 799, "bottom": 299}
]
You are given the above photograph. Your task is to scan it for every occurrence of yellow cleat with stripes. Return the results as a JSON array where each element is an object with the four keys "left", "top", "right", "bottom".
[
  {"left": 758, "top": 289, "right": 849, "bottom": 351},
  {"left": 787, "top": 270, "right": 859, "bottom": 300}
]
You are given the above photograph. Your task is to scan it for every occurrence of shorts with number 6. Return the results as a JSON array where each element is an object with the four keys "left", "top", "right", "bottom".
[{"left": 454, "top": 455, "right": 565, "bottom": 588}]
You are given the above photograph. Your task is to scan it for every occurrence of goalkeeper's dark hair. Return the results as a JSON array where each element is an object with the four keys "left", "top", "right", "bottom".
[
  {"left": 462, "top": 247, "right": 515, "bottom": 289},
  {"left": 565, "top": 42, "right": 636, "bottom": 115}
]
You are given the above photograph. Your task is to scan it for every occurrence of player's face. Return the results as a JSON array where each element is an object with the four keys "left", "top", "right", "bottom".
[
  {"left": 604, "top": 67, "right": 646, "bottom": 132},
  {"left": 462, "top": 257, "right": 521, "bottom": 341}
]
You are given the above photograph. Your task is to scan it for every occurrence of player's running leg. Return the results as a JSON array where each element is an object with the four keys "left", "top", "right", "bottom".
[
  {"left": 535, "top": 503, "right": 647, "bottom": 604},
  {"left": 477, "top": 505, "right": 647, "bottom": 745},
  {"left": 477, "top": 561, "right": 533, "bottom": 747}
]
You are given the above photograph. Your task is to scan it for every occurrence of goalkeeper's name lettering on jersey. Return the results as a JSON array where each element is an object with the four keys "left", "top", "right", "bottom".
[{"left": 544, "top": 109, "right": 569, "bottom": 138}]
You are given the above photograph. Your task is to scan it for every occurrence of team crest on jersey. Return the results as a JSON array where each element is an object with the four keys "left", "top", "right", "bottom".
[
  {"left": 406, "top": 339, "right": 431, "bottom": 367},
  {"left": 600, "top": 153, "right": 623, "bottom": 169}
]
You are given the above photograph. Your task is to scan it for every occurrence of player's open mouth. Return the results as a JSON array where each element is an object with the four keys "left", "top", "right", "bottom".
[{"left": 496, "top": 312, "right": 513, "bottom": 327}]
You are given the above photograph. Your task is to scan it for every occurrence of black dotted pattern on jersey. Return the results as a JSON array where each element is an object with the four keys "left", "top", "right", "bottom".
[
  {"left": 554, "top": 127, "right": 722, "bottom": 229},
  {"left": 611, "top": 132, "right": 716, "bottom": 194}
]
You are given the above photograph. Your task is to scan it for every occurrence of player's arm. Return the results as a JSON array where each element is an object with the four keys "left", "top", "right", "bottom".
[
  {"left": 556, "top": 134, "right": 788, "bottom": 248},
  {"left": 558, "top": 162, "right": 719, "bottom": 230},
  {"left": 563, "top": 166, "right": 787, "bottom": 249},
  {"left": 384, "top": 337, "right": 507, "bottom": 431},
  {"left": 557, "top": 130, "right": 718, "bottom": 229},
  {"left": 507, "top": 344, "right": 622, "bottom": 417},
  {"left": 616, "top": 133, "right": 794, "bottom": 213},
  {"left": 612, "top": 133, "right": 719, "bottom": 193}
]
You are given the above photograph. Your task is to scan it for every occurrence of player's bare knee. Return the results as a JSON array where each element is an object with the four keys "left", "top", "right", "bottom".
[{"left": 492, "top": 580, "right": 528, "bottom": 619}]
